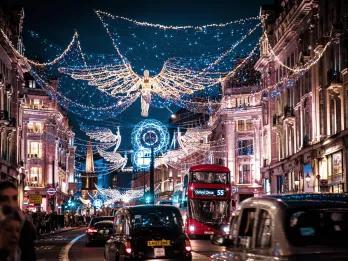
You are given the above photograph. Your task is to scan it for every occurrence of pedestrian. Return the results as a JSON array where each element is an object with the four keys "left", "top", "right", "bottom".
[
  {"left": 0, "top": 181, "right": 37, "bottom": 261},
  {"left": 0, "top": 205, "right": 22, "bottom": 261}
]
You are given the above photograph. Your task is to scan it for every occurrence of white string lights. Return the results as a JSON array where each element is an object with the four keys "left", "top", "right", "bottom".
[
  {"left": 0, "top": 28, "right": 78, "bottom": 67},
  {"left": 57, "top": 11, "right": 261, "bottom": 117},
  {"left": 95, "top": 185, "right": 144, "bottom": 206}
]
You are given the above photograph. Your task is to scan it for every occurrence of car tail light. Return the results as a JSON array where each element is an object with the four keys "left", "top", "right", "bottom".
[
  {"left": 86, "top": 228, "right": 97, "bottom": 233},
  {"left": 185, "top": 239, "right": 191, "bottom": 252},
  {"left": 125, "top": 240, "right": 132, "bottom": 254},
  {"left": 189, "top": 225, "right": 195, "bottom": 232}
]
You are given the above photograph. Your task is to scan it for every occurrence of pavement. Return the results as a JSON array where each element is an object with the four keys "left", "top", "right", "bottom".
[{"left": 36, "top": 227, "right": 225, "bottom": 261}]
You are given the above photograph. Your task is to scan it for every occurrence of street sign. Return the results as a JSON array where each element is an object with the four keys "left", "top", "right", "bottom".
[
  {"left": 47, "top": 187, "right": 56, "bottom": 196},
  {"left": 231, "top": 186, "right": 239, "bottom": 194},
  {"left": 29, "top": 194, "right": 42, "bottom": 205}
]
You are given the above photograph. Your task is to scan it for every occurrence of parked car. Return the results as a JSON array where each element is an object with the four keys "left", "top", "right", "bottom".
[
  {"left": 211, "top": 193, "right": 348, "bottom": 261},
  {"left": 104, "top": 205, "right": 192, "bottom": 260},
  {"left": 86, "top": 220, "right": 114, "bottom": 246}
]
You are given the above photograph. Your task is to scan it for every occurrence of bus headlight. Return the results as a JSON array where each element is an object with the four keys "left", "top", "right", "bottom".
[{"left": 189, "top": 225, "right": 195, "bottom": 232}]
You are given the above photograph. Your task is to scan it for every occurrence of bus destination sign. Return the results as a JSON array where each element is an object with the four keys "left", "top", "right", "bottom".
[{"left": 193, "top": 188, "right": 225, "bottom": 197}]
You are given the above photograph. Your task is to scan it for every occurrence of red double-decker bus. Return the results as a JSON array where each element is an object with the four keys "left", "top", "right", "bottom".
[{"left": 181, "top": 164, "right": 231, "bottom": 238}]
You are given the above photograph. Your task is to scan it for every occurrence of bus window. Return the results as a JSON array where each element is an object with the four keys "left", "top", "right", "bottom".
[{"left": 190, "top": 172, "right": 229, "bottom": 184}]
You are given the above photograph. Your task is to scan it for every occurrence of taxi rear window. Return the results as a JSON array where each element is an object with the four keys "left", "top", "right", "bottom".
[
  {"left": 286, "top": 209, "right": 348, "bottom": 246},
  {"left": 131, "top": 208, "right": 183, "bottom": 230}
]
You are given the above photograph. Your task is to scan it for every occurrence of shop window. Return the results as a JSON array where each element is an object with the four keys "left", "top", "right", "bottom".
[
  {"left": 256, "top": 210, "right": 272, "bottom": 248},
  {"left": 276, "top": 175, "right": 284, "bottom": 194}
]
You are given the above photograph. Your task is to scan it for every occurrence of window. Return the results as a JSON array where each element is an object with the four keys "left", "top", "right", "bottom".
[
  {"left": 238, "top": 139, "right": 253, "bottom": 156},
  {"left": 245, "top": 120, "right": 253, "bottom": 131},
  {"left": 28, "top": 80, "right": 36, "bottom": 89},
  {"left": 28, "top": 141, "right": 42, "bottom": 158},
  {"left": 238, "top": 208, "right": 256, "bottom": 248},
  {"left": 29, "top": 167, "right": 41, "bottom": 185},
  {"left": 230, "top": 214, "right": 239, "bottom": 245},
  {"left": 31, "top": 99, "right": 42, "bottom": 109},
  {"left": 239, "top": 164, "right": 251, "bottom": 184},
  {"left": 27, "top": 121, "right": 43, "bottom": 133},
  {"left": 256, "top": 210, "right": 272, "bottom": 248},
  {"left": 237, "top": 120, "right": 244, "bottom": 131}
]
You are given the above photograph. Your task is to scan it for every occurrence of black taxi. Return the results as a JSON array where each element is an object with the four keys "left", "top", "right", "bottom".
[{"left": 104, "top": 205, "right": 192, "bottom": 260}]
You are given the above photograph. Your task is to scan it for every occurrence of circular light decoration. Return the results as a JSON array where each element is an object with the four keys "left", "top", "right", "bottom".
[
  {"left": 93, "top": 199, "right": 103, "bottom": 209},
  {"left": 131, "top": 119, "right": 169, "bottom": 153}
]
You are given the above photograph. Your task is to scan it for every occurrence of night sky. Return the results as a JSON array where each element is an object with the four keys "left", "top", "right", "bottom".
[{"left": 4, "top": 0, "right": 273, "bottom": 173}]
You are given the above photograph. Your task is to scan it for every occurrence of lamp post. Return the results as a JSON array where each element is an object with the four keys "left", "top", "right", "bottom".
[{"left": 149, "top": 146, "right": 155, "bottom": 204}]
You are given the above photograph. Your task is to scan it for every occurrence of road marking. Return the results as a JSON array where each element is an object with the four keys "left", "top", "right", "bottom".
[
  {"left": 58, "top": 234, "right": 85, "bottom": 261},
  {"left": 192, "top": 251, "right": 210, "bottom": 261}
]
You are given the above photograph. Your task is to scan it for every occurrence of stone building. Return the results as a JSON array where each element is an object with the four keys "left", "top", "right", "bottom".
[
  {"left": 0, "top": 5, "right": 27, "bottom": 201},
  {"left": 209, "top": 59, "right": 263, "bottom": 204},
  {"left": 255, "top": 0, "right": 348, "bottom": 194},
  {"left": 21, "top": 75, "right": 75, "bottom": 212}
]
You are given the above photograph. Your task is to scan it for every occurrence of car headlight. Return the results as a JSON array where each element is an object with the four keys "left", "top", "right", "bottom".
[{"left": 222, "top": 225, "right": 230, "bottom": 234}]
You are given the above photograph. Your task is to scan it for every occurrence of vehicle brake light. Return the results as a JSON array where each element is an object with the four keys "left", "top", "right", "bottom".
[
  {"left": 185, "top": 239, "right": 191, "bottom": 252},
  {"left": 125, "top": 240, "right": 132, "bottom": 254},
  {"left": 189, "top": 225, "right": 195, "bottom": 232},
  {"left": 86, "top": 228, "right": 97, "bottom": 233}
]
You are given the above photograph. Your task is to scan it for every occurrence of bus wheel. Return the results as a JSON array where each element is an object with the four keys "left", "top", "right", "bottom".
[{"left": 189, "top": 235, "right": 196, "bottom": 240}]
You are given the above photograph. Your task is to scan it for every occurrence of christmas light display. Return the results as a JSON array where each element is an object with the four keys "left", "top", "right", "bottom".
[
  {"left": 131, "top": 119, "right": 170, "bottom": 153},
  {"left": 131, "top": 119, "right": 169, "bottom": 169},
  {"left": 95, "top": 185, "right": 144, "bottom": 206}
]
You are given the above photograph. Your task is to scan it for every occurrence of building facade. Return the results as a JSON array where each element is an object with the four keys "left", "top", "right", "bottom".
[
  {"left": 0, "top": 6, "right": 26, "bottom": 185},
  {"left": 21, "top": 76, "right": 76, "bottom": 212},
  {"left": 255, "top": 0, "right": 348, "bottom": 194},
  {"left": 210, "top": 79, "right": 263, "bottom": 204}
]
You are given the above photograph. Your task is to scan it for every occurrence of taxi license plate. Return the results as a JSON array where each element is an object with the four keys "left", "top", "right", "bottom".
[
  {"left": 154, "top": 248, "right": 165, "bottom": 257},
  {"left": 147, "top": 240, "right": 171, "bottom": 247},
  {"left": 204, "top": 231, "right": 214, "bottom": 235}
]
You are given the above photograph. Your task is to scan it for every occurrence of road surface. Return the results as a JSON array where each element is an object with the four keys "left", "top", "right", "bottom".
[{"left": 36, "top": 227, "right": 225, "bottom": 261}]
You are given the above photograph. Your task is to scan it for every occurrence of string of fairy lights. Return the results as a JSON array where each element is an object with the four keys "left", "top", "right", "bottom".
[{"left": 0, "top": 7, "right": 335, "bottom": 187}]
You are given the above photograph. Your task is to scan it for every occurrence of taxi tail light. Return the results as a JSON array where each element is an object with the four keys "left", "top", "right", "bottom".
[
  {"left": 125, "top": 240, "right": 132, "bottom": 254},
  {"left": 185, "top": 239, "right": 191, "bottom": 252},
  {"left": 86, "top": 228, "right": 97, "bottom": 233}
]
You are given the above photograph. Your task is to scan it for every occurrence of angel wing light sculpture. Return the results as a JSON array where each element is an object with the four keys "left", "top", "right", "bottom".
[{"left": 60, "top": 60, "right": 217, "bottom": 117}]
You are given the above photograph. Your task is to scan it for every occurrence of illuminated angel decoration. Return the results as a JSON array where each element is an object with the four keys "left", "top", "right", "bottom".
[
  {"left": 81, "top": 125, "right": 127, "bottom": 170},
  {"left": 59, "top": 60, "right": 216, "bottom": 117}
]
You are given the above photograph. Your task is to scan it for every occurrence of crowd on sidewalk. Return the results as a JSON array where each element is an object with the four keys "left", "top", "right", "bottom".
[{"left": 0, "top": 181, "right": 91, "bottom": 261}]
